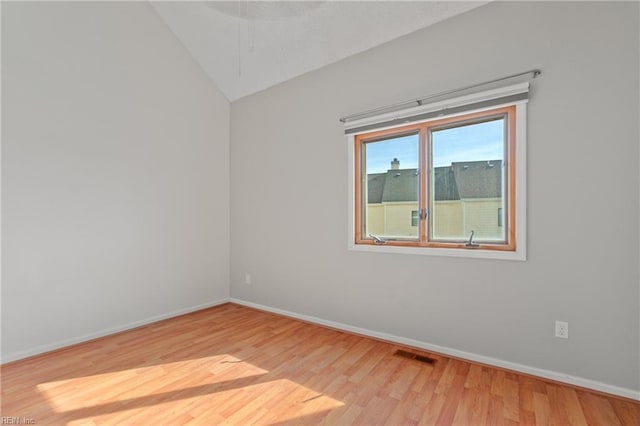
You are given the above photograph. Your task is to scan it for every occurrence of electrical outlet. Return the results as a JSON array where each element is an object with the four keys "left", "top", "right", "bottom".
[
  {"left": 555, "top": 321, "right": 568, "bottom": 339},
  {"left": 245, "top": 273, "right": 251, "bottom": 285}
]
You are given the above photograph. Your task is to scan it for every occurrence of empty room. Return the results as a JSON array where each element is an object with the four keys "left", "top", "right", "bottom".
[{"left": 2, "top": 1, "right": 639, "bottom": 424}]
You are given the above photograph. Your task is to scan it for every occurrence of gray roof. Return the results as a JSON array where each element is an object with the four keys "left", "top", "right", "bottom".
[
  {"left": 367, "top": 160, "right": 502, "bottom": 203},
  {"left": 433, "top": 166, "right": 460, "bottom": 201},
  {"left": 382, "top": 169, "right": 419, "bottom": 202},
  {"left": 451, "top": 160, "right": 502, "bottom": 199},
  {"left": 367, "top": 173, "right": 387, "bottom": 204}
]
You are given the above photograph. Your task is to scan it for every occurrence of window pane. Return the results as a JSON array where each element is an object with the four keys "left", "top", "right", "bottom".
[
  {"left": 364, "top": 133, "right": 419, "bottom": 240},
  {"left": 430, "top": 118, "right": 506, "bottom": 242},
  {"left": 411, "top": 210, "right": 419, "bottom": 227}
]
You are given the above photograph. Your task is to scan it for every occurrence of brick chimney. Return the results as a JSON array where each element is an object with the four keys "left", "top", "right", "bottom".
[{"left": 390, "top": 158, "right": 400, "bottom": 170}]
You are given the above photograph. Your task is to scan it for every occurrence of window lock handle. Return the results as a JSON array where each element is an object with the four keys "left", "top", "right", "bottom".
[{"left": 465, "top": 230, "right": 480, "bottom": 248}]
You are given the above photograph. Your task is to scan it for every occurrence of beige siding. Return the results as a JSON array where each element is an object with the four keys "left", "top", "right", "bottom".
[
  {"left": 462, "top": 199, "right": 503, "bottom": 241},
  {"left": 366, "top": 204, "right": 385, "bottom": 236},
  {"left": 366, "top": 202, "right": 418, "bottom": 238},
  {"left": 367, "top": 199, "right": 503, "bottom": 241},
  {"left": 432, "top": 201, "right": 464, "bottom": 239},
  {"left": 384, "top": 203, "right": 419, "bottom": 238}
]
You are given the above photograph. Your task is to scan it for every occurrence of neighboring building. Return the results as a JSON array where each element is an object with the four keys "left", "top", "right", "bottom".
[{"left": 367, "top": 159, "right": 504, "bottom": 241}]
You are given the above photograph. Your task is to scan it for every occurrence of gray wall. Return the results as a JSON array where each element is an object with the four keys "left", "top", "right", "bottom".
[
  {"left": 2, "top": 2, "right": 230, "bottom": 360},
  {"left": 230, "top": 2, "right": 640, "bottom": 392}
]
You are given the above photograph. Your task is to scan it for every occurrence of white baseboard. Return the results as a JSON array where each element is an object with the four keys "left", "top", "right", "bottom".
[
  {"left": 1, "top": 298, "right": 230, "bottom": 364},
  {"left": 4, "top": 296, "right": 637, "bottom": 401},
  {"left": 230, "top": 298, "right": 640, "bottom": 401}
]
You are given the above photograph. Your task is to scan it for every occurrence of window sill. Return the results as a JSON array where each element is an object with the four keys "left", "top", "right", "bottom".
[{"left": 348, "top": 242, "right": 526, "bottom": 261}]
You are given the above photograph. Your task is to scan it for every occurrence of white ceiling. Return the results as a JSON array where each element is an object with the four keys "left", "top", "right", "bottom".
[{"left": 151, "top": 1, "right": 490, "bottom": 101}]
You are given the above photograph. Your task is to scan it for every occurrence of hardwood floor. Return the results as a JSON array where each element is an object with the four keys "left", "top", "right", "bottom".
[{"left": 2, "top": 303, "right": 638, "bottom": 425}]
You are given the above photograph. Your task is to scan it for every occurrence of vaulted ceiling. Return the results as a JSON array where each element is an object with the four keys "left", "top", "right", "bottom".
[{"left": 151, "top": 1, "right": 490, "bottom": 101}]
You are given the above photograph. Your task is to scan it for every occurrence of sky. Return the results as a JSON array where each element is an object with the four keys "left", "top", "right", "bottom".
[{"left": 365, "top": 119, "right": 504, "bottom": 174}]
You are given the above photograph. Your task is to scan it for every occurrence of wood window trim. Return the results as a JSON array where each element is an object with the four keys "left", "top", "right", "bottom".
[{"left": 354, "top": 105, "right": 517, "bottom": 253}]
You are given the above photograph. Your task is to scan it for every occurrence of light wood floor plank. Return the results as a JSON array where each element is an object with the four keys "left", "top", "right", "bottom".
[{"left": 1, "top": 303, "right": 638, "bottom": 425}]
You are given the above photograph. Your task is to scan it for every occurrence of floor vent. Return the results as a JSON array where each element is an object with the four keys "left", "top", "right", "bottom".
[{"left": 393, "top": 349, "right": 436, "bottom": 365}]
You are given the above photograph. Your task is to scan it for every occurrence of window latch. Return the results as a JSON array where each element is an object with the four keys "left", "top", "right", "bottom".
[
  {"left": 465, "top": 230, "right": 479, "bottom": 248},
  {"left": 420, "top": 209, "right": 429, "bottom": 220},
  {"left": 369, "top": 234, "right": 387, "bottom": 244}
]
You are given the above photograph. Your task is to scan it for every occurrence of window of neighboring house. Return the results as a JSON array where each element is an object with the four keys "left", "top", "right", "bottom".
[
  {"left": 352, "top": 104, "right": 524, "bottom": 258},
  {"left": 411, "top": 210, "right": 419, "bottom": 227}
]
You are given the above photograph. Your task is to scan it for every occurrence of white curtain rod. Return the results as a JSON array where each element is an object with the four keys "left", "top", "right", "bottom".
[{"left": 339, "top": 69, "right": 541, "bottom": 124}]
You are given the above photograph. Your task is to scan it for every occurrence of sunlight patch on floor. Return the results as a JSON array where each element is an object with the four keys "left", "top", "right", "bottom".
[
  {"left": 36, "top": 354, "right": 268, "bottom": 413},
  {"left": 35, "top": 354, "right": 344, "bottom": 424},
  {"left": 55, "top": 377, "right": 344, "bottom": 425}
]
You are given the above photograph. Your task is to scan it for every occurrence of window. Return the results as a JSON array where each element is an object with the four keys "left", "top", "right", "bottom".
[
  {"left": 344, "top": 75, "right": 535, "bottom": 260},
  {"left": 411, "top": 210, "right": 419, "bottom": 227},
  {"left": 351, "top": 104, "right": 525, "bottom": 259}
]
